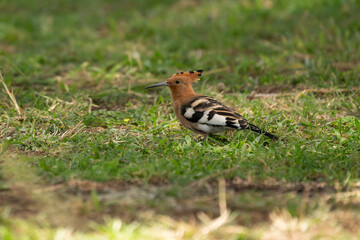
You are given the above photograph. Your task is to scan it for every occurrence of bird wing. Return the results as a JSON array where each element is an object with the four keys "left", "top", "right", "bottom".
[{"left": 180, "top": 96, "right": 249, "bottom": 130}]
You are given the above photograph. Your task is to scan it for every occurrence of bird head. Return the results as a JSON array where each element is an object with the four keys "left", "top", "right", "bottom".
[{"left": 146, "top": 70, "right": 203, "bottom": 95}]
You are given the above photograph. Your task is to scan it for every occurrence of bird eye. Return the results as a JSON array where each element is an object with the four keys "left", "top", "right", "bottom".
[{"left": 175, "top": 80, "right": 180, "bottom": 84}]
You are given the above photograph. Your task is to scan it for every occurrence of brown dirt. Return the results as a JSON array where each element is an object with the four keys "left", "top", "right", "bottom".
[
  {"left": 0, "top": 176, "right": 344, "bottom": 230},
  {"left": 0, "top": 183, "right": 39, "bottom": 218},
  {"left": 246, "top": 86, "right": 360, "bottom": 100}
]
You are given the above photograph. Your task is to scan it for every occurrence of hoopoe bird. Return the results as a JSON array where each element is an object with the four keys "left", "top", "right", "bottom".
[{"left": 146, "top": 70, "right": 278, "bottom": 140}]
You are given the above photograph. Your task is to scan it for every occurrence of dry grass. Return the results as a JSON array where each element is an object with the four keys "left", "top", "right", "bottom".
[{"left": 0, "top": 72, "right": 21, "bottom": 116}]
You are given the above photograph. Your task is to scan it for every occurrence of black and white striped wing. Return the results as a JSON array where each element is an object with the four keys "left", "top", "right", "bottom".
[{"left": 181, "top": 96, "right": 249, "bottom": 132}]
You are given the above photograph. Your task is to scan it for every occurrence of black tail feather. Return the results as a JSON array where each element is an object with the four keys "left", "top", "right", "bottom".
[{"left": 248, "top": 124, "right": 278, "bottom": 140}]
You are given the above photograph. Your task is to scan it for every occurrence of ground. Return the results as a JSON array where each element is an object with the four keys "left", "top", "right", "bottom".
[{"left": 0, "top": 0, "right": 360, "bottom": 239}]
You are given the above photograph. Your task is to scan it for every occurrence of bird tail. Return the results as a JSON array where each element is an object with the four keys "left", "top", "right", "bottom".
[{"left": 248, "top": 123, "right": 278, "bottom": 140}]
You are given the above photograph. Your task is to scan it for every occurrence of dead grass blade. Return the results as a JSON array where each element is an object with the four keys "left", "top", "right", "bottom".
[
  {"left": 0, "top": 72, "right": 21, "bottom": 116},
  {"left": 88, "top": 97, "right": 99, "bottom": 113},
  {"left": 59, "top": 121, "right": 85, "bottom": 140},
  {"left": 195, "top": 178, "right": 231, "bottom": 240}
]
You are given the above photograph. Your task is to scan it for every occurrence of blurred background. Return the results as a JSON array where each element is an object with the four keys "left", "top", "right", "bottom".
[{"left": 1, "top": 0, "right": 359, "bottom": 108}]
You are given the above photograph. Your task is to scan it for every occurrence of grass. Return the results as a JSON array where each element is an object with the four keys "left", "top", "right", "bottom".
[{"left": 1, "top": 0, "right": 360, "bottom": 239}]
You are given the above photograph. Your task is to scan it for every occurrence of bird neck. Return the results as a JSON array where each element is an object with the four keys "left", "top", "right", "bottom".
[{"left": 169, "top": 85, "right": 196, "bottom": 103}]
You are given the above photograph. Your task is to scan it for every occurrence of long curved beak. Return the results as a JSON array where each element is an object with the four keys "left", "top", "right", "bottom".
[{"left": 145, "top": 81, "right": 169, "bottom": 89}]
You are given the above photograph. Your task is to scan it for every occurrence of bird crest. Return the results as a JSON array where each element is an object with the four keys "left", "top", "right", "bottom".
[{"left": 170, "top": 70, "right": 203, "bottom": 82}]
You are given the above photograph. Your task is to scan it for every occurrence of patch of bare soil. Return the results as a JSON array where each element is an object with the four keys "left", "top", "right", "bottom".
[
  {"left": 0, "top": 183, "right": 39, "bottom": 218},
  {"left": 65, "top": 179, "right": 134, "bottom": 193},
  {"left": 247, "top": 86, "right": 360, "bottom": 100},
  {"left": 1, "top": 175, "right": 347, "bottom": 231},
  {"left": 253, "top": 84, "right": 300, "bottom": 94},
  {"left": 227, "top": 177, "right": 332, "bottom": 193}
]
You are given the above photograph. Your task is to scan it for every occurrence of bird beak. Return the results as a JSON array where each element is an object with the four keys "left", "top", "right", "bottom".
[{"left": 145, "top": 81, "right": 169, "bottom": 89}]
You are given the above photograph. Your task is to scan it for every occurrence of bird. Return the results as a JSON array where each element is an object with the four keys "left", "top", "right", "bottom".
[{"left": 146, "top": 70, "right": 278, "bottom": 140}]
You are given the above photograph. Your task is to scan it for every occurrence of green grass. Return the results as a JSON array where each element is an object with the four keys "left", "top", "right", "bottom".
[{"left": 1, "top": 0, "right": 360, "bottom": 239}]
